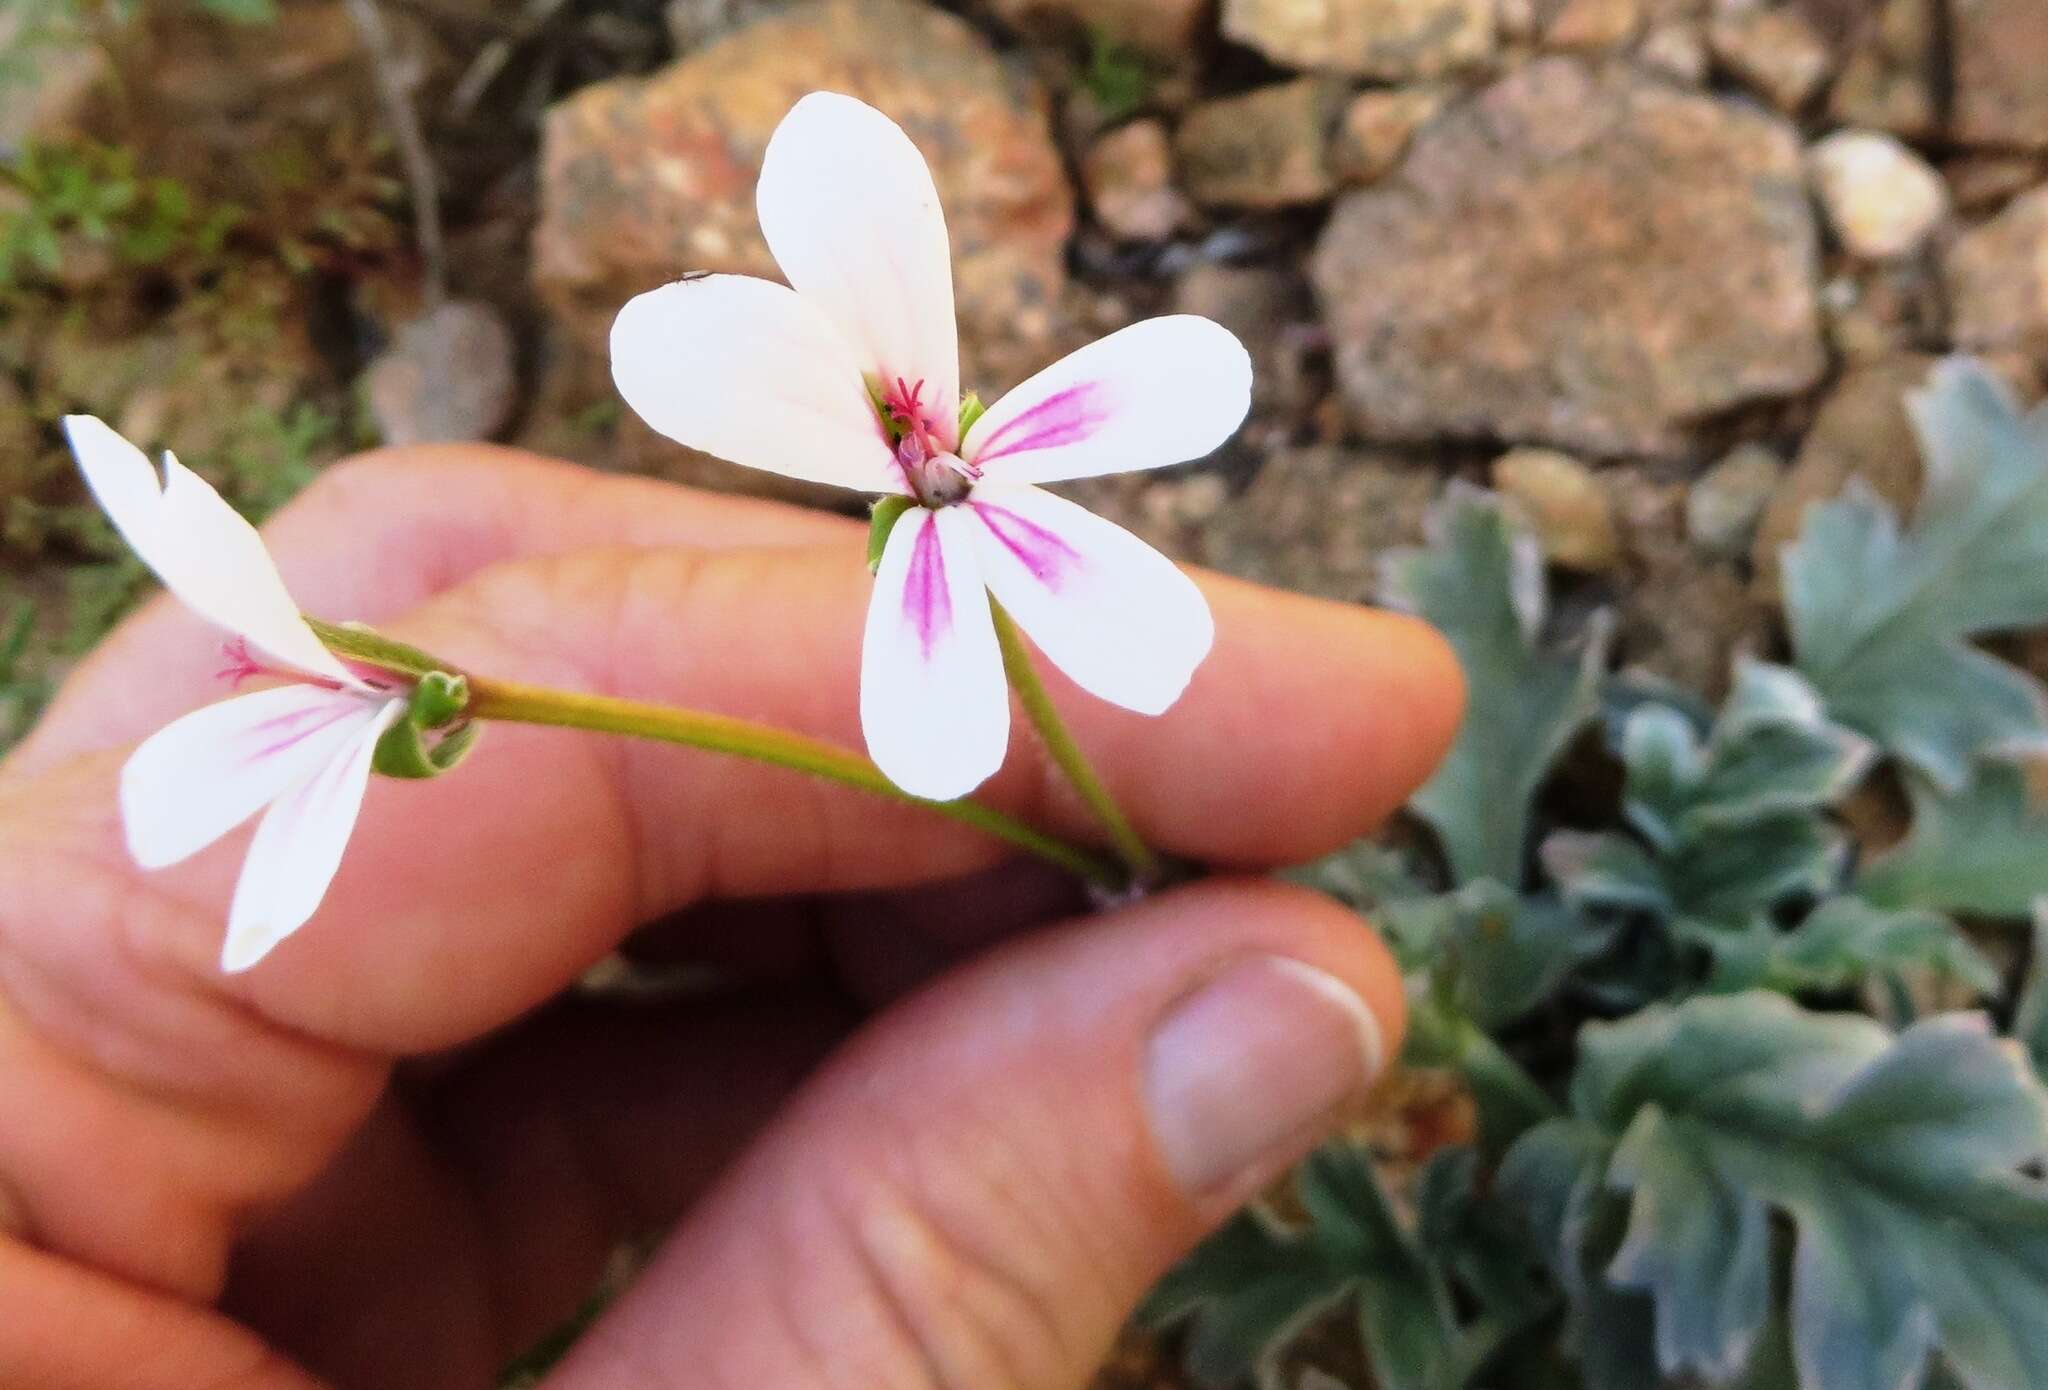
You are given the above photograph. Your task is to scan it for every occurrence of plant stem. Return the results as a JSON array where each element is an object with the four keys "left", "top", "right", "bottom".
[
  {"left": 463, "top": 676, "right": 1121, "bottom": 887},
  {"left": 989, "top": 602, "right": 1159, "bottom": 886}
]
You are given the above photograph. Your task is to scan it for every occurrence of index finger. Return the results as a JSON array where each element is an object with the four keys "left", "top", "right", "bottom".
[{"left": 4, "top": 534, "right": 1462, "bottom": 1051}]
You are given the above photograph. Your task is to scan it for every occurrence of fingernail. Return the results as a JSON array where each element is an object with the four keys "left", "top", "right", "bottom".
[{"left": 1143, "top": 956, "right": 1385, "bottom": 1194}]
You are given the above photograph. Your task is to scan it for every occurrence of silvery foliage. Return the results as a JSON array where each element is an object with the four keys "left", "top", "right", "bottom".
[
  {"left": 1785, "top": 359, "right": 2048, "bottom": 790},
  {"left": 1379, "top": 482, "right": 1611, "bottom": 887},
  {"left": 1153, "top": 385, "right": 2048, "bottom": 1390}
]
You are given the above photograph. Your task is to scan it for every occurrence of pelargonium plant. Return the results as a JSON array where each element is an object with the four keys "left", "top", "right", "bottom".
[{"left": 64, "top": 91, "right": 1247, "bottom": 972}]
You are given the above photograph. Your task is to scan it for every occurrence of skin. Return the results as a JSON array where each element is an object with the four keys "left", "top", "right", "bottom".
[{"left": 0, "top": 444, "right": 1465, "bottom": 1390}]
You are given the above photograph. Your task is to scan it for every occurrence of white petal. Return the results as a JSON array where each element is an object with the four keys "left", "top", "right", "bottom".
[
  {"left": 221, "top": 698, "right": 405, "bottom": 972},
  {"left": 962, "top": 316, "right": 1252, "bottom": 484},
  {"left": 63, "top": 415, "right": 361, "bottom": 688},
  {"left": 121, "top": 685, "right": 390, "bottom": 869},
  {"left": 63, "top": 414, "right": 166, "bottom": 550},
  {"left": 860, "top": 506, "right": 1008, "bottom": 800},
  {"left": 757, "top": 92, "right": 960, "bottom": 437},
  {"left": 611, "top": 274, "right": 904, "bottom": 495},
  {"left": 967, "top": 483, "right": 1213, "bottom": 715}
]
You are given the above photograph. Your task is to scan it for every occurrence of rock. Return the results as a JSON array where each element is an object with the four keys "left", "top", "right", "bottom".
[
  {"left": 1610, "top": 467, "right": 1774, "bottom": 695},
  {"left": 1492, "top": 447, "right": 1621, "bottom": 571},
  {"left": 982, "top": 0, "right": 1209, "bottom": 63},
  {"left": 1808, "top": 129, "right": 1947, "bottom": 259},
  {"left": 364, "top": 300, "right": 519, "bottom": 445},
  {"left": 1686, "top": 442, "right": 1781, "bottom": 558},
  {"left": 1827, "top": 0, "right": 1939, "bottom": 139},
  {"left": 1819, "top": 262, "right": 1943, "bottom": 361},
  {"left": 1943, "top": 153, "right": 2048, "bottom": 213},
  {"left": 1945, "top": 187, "right": 2048, "bottom": 360},
  {"left": 1710, "top": 5, "right": 1832, "bottom": 112},
  {"left": 1082, "top": 119, "right": 1194, "bottom": 241},
  {"left": 1059, "top": 447, "right": 1437, "bottom": 601},
  {"left": 1217, "top": 448, "right": 1438, "bottom": 597},
  {"left": 1949, "top": 0, "right": 2048, "bottom": 151},
  {"left": 1312, "top": 59, "right": 1826, "bottom": 459},
  {"left": 1220, "top": 0, "right": 1496, "bottom": 80},
  {"left": 1176, "top": 79, "right": 1343, "bottom": 208},
  {"left": 533, "top": 0, "right": 1074, "bottom": 396},
  {"left": 1170, "top": 262, "right": 1318, "bottom": 415},
  {"left": 1637, "top": 20, "right": 1710, "bottom": 82},
  {"left": 1750, "top": 354, "right": 1933, "bottom": 593},
  {"left": 1495, "top": 0, "right": 1542, "bottom": 42},
  {"left": 1329, "top": 86, "right": 1447, "bottom": 183},
  {"left": 1543, "top": 0, "right": 1643, "bottom": 52}
]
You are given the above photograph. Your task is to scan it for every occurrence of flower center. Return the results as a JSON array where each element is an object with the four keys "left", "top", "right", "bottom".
[{"left": 881, "top": 376, "right": 978, "bottom": 508}]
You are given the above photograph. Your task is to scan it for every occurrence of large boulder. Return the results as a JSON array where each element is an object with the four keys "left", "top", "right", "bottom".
[
  {"left": 1311, "top": 59, "right": 1825, "bottom": 459},
  {"left": 533, "top": 0, "right": 1074, "bottom": 397}
]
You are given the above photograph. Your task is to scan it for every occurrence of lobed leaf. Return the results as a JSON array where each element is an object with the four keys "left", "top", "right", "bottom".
[
  {"left": 1784, "top": 359, "right": 2048, "bottom": 789},
  {"left": 1144, "top": 1145, "right": 1459, "bottom": 1390},
  {"left": 1706, "top": 896, "right": 1999, "bottom": 998},
  {"left": 1380, "top": 484, "right": 1610, "bottom": 887},
  {"left": 1859, "top": 759, "right": 2048, "bottom": 918},
  {"left": 1505, "top": 992, "right": 2048, "bottom": 1390}
]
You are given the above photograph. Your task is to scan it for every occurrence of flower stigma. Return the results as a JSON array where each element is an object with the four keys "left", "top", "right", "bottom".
[{"left": 881, "top": 375, "right": 978, "bottom": 508}]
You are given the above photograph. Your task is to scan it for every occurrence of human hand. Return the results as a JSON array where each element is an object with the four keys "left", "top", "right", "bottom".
[{"left": 0, "top": 444, "right": 1462, "bottom": 1390}]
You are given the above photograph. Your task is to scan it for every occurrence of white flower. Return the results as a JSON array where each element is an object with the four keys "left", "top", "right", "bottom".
[
  {"left": 610, "top": 92, "right": 1250, "bottom": 801},
  {"left": 63, "top": 416, "right": 407, "bottom": 972}
]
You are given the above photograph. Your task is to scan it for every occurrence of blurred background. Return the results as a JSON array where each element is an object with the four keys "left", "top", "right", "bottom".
[{"left": 4, "top": 1, "right": 2048, "bottom": 1385}]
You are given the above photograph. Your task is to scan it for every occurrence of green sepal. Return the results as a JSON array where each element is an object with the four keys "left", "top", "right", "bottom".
[
  {"left": 867, "top": 495, "right": 917, "bottom": 574},
  {"left": 305, "top": 617, "right": 454, "bottom": 681},
  {"left": 956, "top": 391, "right": 986, "bottom": 443},
  {"left": 372, "top": 670, "right": 480, "bottom": 779}
]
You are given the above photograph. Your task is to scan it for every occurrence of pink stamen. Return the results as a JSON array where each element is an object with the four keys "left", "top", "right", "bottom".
[
  {"left": 215, "top": 638, "right": 354, "bottom": 693},
  {"left": 216, "top": 638, "right": 266, "bottom": 688}
]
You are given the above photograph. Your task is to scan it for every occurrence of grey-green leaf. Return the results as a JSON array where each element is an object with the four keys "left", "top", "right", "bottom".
[
  {"left": 1784, "top": 358, "right": 2048, "bottom": 789},
  {"left": 1380, "top": 484, "right": 1610, "bottom": 886},
  {"left": 1528, "top": 992, "right": 2048, "bottom": 1390},
  {"left": 1144, "top": 1145, "right": 1459, "bottom": 1390},
  {"left": 1141, "top": 1206, "right": 1352, "bottom": 1387},
  {"left": 2016, "top": 907, "right": 2048, "bottom": 1081},
  {"left": 1706, "top": 896, "right": 1998, "bottom": 998},
  {"left": 1859, "top": 759, "right": 2048, "bottom": 917},
  {"left": 1624, "top": 661, "right": 1874, "bottom": 846}
]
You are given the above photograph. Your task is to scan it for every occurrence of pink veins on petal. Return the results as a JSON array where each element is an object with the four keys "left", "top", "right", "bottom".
[
  {"left": 972, "top": 382, "right": 1110, "bottom": 464},
  {"left": 902, "top": 515, "right": 954, "bottom": 661},
  {"left": 242, "top": 699, "right": 362, "bottom": 763},
  {"left": 973, "top": 503, "right": 1083, "bottom": 591}
]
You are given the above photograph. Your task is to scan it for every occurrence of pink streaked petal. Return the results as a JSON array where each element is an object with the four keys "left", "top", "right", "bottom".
[
  {"left": 968, "top": 483, "right": 1213, "bottom": 716},
  {"left": 611, "top": 274, "right": 905, "bottom": 496},
  {"left": 121, "top": 684, "right": 390, "bottom": 870},
  {"left": 861, "top": 506, "right": 1007, "bottom": 800},
  {"left": 962, "top": 316, "right": 1253, "bottom": 484},
  {"left": 63, "top": 416, "right": 362, "bottom": 689},
  {"left": 757, "top": 92, "right": 960, "bottom": 436},
  {"left": 222, "top": 697, "right": 404, "bottom": 972}
]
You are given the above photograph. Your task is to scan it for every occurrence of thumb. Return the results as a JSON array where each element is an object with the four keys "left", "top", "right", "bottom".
[{"left": 542, "top": 878, "right": 1404, "bottom": 1390}]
